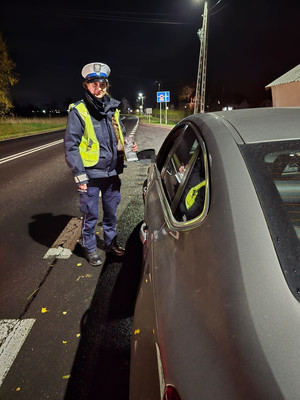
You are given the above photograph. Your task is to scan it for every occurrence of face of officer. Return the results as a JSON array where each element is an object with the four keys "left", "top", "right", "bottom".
[{"left": 86, "top": 81, "right": 108, "bottom": 99}]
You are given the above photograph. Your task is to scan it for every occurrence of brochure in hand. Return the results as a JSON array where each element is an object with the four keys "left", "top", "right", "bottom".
[{"left": 124, "top": 136, "right": 138, "bottom": 161}]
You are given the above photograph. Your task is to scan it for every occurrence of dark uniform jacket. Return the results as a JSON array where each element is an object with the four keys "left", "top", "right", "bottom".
[{"left": 64, "top": 91, "right": 126, "bottom": 184}]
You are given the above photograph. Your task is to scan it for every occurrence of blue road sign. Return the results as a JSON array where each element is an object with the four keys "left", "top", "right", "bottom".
[{"left": 157, "top": 91, "right": 170, "bottom": 103}]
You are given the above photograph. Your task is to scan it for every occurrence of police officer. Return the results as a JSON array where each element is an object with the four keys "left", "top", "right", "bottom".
[{"left": 64, "top": 62, "right": 137, "bottom": 266}]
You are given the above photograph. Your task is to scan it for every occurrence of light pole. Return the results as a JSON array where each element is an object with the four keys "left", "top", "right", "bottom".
[
  {"left": 155, "top": 81, "right": 162, "bottom": 124},
  {"left": 194, "top": 0, "right": 209, "bottom": 114},
  {"left": 138, "top": 92, "right": 145, "bottom": 113}
]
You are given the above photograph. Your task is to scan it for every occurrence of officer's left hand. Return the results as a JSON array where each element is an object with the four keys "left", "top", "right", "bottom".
[
  {"left": 77, "top": 183, "right": 88, "bottom": 193},
  {"left": 132, "top": 141, "right": 138, "bottom": 152}
]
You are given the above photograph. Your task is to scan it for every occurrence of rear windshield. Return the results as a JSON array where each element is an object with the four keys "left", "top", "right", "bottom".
[{"left": 240, "top": 140, "right": 300, "bottom": 302}]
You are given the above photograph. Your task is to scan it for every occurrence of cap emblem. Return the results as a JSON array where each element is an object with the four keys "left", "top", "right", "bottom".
[{"left": 94, "top": 63, "right": 101, "bottom": 74}]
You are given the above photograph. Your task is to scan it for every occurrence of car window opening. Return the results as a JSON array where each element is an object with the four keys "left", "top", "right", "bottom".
[{"left": 160, "top": 125, "right": 209, "bottom": 223}]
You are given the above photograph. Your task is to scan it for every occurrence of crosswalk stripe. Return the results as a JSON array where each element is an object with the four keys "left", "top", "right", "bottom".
[{"left": 0, "top": 319, "right": 36, "bottom": 386}]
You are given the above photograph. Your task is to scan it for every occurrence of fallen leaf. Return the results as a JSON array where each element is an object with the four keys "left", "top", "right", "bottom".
[
  {"left": 76, "top": 333, "right": 81, "bottom": 338},
  {"left": 62, "top": 341, "right": 67, "bottom": 344},
  {"left": 76, "top": 273, "right": 92, "bottom": 282},
  {"left": 41, "top": 307, "right": 49, "bottom": 313},
  {"left": 76, "top": 263, "right": 82, "bottom": 267},
  {"left": 134, "top": 329, "right": 140, "bottom": 335},
  {"left": 62, "top": 375, "right": 71, "bottom": 380},
  {"left": 16, "top": 387, "right": 21, "bottom": 391}
]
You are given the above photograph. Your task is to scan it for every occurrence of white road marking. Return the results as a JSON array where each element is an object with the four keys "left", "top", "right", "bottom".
[
  {"left": 0, "top": 319, "right": 36, "bottom": 386},
  {"left": 129, "top": 118, "right": 139, "bottom": 138},
  {"left": 43, "top": 217, "right": 82, "bottom": 260},
  {"left": 0, "top": 139, "right": 63, "bottom": 165},
  {"left": 43, "top": 246, "right": 72, "bottom": 260}
]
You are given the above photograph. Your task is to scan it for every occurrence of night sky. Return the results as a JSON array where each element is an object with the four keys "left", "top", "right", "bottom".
[{"left": 1, "top": 0, "right": 299, "bottom": 110}]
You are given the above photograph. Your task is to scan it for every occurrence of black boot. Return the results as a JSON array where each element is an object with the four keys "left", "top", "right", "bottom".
[{"left": 105, "top": 238, "right": 125, "bottom": 257}]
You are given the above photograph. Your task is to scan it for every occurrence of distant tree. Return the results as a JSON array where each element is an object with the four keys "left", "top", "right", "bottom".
[
  {"left": 178, "top": 85, "right": 191, "bottom": 103},
  {"left": 121, "top": 97, "right": 131, "bottom": 114},
  {"left": 178, "top": 84, "right": 195, "bottom": 110},
  {"left": 0, "top": 32, "right": 19, "bottom": 118}
]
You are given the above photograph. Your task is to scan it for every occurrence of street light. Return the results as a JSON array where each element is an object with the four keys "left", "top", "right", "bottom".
[
  {"left": 138, "top": 93, "right": 144, "bottom": 106},
  {"left": 138, "top": 92, "right": 145, "bottom": 113},
  {"left": 154, "top": 80, "right": 161, "bottom": 91}
]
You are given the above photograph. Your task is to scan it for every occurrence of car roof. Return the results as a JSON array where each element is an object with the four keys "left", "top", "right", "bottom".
[{"left": 207, "top": 107, "right": 300, "bottom": 144}]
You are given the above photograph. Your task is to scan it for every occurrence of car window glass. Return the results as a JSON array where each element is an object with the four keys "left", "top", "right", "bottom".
[
  {"left": 174, "top": 150, "right": 207, "bottom": 222},
  {"left": 160, "top": 125, "right": 209, "bottom": 223},
  {"left": 266, "top": 150, "right": 300, "bottom": 239},
  {"left": 161, "top": 127, "right": 199, "bottom": 203},
  {"left": 241, "top": 142, "right": 300, "bottom": 302}
]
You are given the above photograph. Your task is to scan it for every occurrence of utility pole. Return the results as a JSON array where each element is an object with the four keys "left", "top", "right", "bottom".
[
  {"left": 194, "top": 1, "right": 209, "bottom": 114},
  {"left": 194, "top": 27, "right": 204, "bottom": 114}
]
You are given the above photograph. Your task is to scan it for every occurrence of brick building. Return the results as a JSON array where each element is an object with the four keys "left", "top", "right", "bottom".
[{"left": 265, "top": 64, "right": 300, "bottom": 107}]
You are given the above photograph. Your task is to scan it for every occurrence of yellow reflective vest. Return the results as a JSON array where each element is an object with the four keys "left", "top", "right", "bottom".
[
  {"left": 185, "top": 180, "right": 206, "bottom": 210},
  {"left": 69, "top": 101, "right": 124, "bottom": 167}
]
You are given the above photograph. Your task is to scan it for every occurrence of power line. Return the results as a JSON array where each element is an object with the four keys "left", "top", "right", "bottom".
[
  {"left": 41, "top": 8, "right": 190, "bottom": 25},
  {"left": 209, "top": 0, "right": 232, "bottom": 17},
  {"left": 209, "top": 0, "right": 222, "bottom": 12}
]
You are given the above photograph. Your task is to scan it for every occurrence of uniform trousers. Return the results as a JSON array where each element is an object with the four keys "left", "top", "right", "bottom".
[{"left": 79, "top": 176, "right": 121, "bottom": 253}]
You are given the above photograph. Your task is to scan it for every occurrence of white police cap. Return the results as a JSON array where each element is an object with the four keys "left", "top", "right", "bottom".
[{"left": 81, "top": 62, "right": 111, "bottom": 81}]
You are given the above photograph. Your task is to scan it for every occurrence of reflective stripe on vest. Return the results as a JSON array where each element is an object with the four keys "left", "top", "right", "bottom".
[
  {"left": 185, "top": 180, "right": 206, "bottom": 210},
  {"left": 69, "top": 101, "right": 124, "bottom": 167}
]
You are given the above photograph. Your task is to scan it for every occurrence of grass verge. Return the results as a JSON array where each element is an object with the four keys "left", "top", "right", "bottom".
[
  {"left": 0, "top": 117, "right": 67, "bottom": 141},
  {"left": 137, "top": 108, "right": 192, "bottom": 126},
  {"left": 0, "top": 109, "right": 192, "bottom": 141}
]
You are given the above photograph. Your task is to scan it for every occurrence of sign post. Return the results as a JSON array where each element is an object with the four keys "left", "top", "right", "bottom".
[
  {"left": 160, "top": 102, "right": 162, "bottom": 124},
  {"left": 157, "top": 91, "right": 170, "bottom": 125},
  {"left": 145, "top": 108, "right": 152, "bottom": 123}
]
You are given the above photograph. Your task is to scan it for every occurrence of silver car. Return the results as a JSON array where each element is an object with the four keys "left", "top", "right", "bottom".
[{"left": 130, "top": 108, "right": 300, "bottom": 400}]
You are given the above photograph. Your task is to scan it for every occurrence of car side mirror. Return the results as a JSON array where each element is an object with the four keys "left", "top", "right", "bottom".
[{"left": 137, "top": 149, "right": 156, "bottom": 163}]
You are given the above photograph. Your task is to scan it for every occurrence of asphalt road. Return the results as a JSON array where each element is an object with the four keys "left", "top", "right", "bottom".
[{"left": 0, "top": 118, "right": 171, "bottom": 400}]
